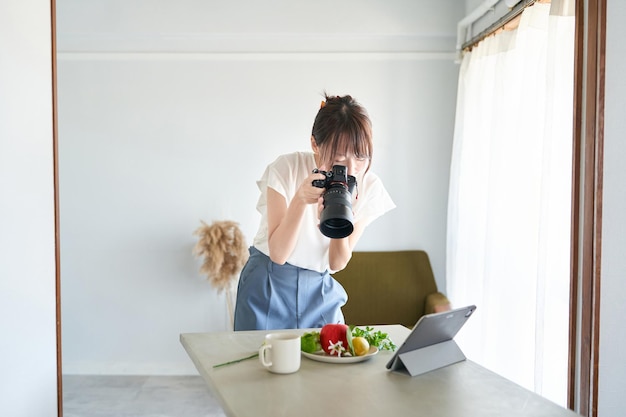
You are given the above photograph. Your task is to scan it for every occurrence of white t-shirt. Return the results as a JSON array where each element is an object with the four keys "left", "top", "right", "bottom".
[{"left": 252, "top": 151, "right": 395, "bottom": 272}]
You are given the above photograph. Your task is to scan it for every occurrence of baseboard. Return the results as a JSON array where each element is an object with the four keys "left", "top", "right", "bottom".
[{"left": 62, "top": 361, "right": 199, "bottom": 375}]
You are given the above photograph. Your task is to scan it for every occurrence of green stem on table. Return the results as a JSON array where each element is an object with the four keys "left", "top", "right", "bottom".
[{"left": 213, "top": 352, "right": 259, "bottom": 368}]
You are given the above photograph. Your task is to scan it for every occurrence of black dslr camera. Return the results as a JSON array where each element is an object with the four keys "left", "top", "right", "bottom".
[{"left": 312, "top": 165, "right": 357, "bottom": 239}]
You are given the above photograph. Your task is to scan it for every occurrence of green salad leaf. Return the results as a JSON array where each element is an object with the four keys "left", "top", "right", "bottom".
[
  {"left": 346, "top": 326, "right": 354, "bottom": 356},
  {"left": 350, "top": 326, "right": 397, "bottom": 351},
  {"left": 301, "top": 331, "right": 322, "bottom": 353}
]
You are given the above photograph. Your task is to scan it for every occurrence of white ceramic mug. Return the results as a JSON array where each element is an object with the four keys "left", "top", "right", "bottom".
[{"left": 258, "top": 333, "right": 301, "bottom": 374}]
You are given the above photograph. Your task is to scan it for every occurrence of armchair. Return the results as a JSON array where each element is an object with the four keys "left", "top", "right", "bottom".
[{"left": 332, "top": 250, "right": 450, "bottom": 328}]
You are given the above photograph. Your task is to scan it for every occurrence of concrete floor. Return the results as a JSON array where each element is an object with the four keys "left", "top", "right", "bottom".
[{"left": 62, "top": 375, "right": 226, "bottom": 417}]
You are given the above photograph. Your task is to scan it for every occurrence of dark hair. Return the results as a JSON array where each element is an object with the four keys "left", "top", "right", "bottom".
[{"left": 311, "top": 94, "right": 373, "bottom": 173}]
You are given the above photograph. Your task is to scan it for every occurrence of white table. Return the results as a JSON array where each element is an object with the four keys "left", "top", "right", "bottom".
[{"left": 180, "top": 325, "right": 579, "bottom": 417}]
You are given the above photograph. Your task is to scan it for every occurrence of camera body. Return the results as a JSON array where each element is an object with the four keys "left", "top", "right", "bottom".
[{"left": 312, "top": 165, "right": 357, "bottom": 239}]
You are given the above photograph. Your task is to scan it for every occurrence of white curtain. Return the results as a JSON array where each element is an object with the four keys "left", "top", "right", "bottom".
[{"left": 447, "top": 3, "right": 575, "bottom": 407}]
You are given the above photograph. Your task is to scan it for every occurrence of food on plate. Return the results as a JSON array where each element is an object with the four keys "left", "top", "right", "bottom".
[
  {"left": 300, "top": 325, "right": 396, "bottom": 357},
  {"left": 351, "top": 326, "right": 397, "bottom": 352},
  {"left": 351, "top": 336, "right": 370, "bottom": 356},
  {"left": 300, "top": 331, "right": 322, "bottom": 353},
  {"left": 320, "top": 323, "right": 352, "bottom": 357}
]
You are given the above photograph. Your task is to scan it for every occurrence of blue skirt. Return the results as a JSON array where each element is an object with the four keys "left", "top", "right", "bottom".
[{"left": 233, "top": 247, "right": 347, "bottom": 331}]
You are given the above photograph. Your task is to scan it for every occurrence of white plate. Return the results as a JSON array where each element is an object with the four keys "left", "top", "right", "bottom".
[{"left": 301, "top": 346, "right": 379, "bottom": 363}]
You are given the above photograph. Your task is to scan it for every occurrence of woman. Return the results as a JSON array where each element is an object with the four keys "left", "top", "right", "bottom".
[{"left": 233, "top": 94, "right": 395, "bottom": 330}]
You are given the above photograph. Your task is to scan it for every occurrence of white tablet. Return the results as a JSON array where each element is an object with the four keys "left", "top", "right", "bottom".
[{"left": 386, "top": 304, "right": 476, "bottom": 376}]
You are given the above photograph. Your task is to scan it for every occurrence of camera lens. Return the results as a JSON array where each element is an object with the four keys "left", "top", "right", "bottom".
[
  {"left": 320, "top": 217, "right": 354, "bottom": 238},
  {"left": 319, "top": 186, "right": 354, "bottom": 239}
]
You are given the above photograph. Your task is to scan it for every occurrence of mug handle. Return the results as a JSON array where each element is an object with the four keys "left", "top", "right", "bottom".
[{"left": 259, "top": 343, "right": 272, "bottom": 367}]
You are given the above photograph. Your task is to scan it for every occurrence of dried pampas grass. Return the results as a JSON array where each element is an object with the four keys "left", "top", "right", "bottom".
[{"left": 192, "top": 220, "right": 249, "bottom": 293}]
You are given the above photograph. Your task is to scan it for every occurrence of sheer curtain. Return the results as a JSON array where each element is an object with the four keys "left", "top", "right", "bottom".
[{"left": 447, "top": 2, "right": 575, "bottom": 406}]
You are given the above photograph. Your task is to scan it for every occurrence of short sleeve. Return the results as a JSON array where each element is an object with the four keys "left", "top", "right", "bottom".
[
  {"left": 352, "top": 172, "right": 396, "bottom": 226},
  {"left": 257, "top": 154, "right": 300, "bottom": 204}
]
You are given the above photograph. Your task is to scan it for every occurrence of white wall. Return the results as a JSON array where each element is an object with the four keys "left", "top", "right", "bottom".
[
  {"left": 599, "top": 1, "right": 626, "bottom": 416},
  {"left": 56, "top": 0, "right": 464, "bottom": 374},
  {"left": 0, "top": 1, "right": 58, "bottom": 416}
]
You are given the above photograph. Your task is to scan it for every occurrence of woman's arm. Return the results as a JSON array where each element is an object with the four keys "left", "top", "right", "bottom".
[
  {"left": 328, "top": 173, "right": 396, "bottom": 271},
  {"left": 328, "top": 220, "right": 367, "bottom": 272},
  {"left": 266, "top": 173, "right": 325, "bottom": 265}
]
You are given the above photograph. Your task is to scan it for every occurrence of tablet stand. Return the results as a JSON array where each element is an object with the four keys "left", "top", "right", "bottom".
[{"left": 390, "top": 339, "right": 466, "bottom": 376}]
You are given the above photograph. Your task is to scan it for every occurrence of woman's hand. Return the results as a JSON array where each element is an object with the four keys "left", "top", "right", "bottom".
[
  {"left": 296, "top": 170, "right": 326, "bottom": 205},
  {"left": 296, "top": 167, "right": 326, "bottom": 204}
]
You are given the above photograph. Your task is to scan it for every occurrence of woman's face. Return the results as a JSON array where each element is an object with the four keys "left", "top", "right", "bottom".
[
  {"left": 311, "top": 136, "right": 371, "bottom": 177},
  {"left": 330, "top": 153, "right": 370, "bottom": 177}
]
